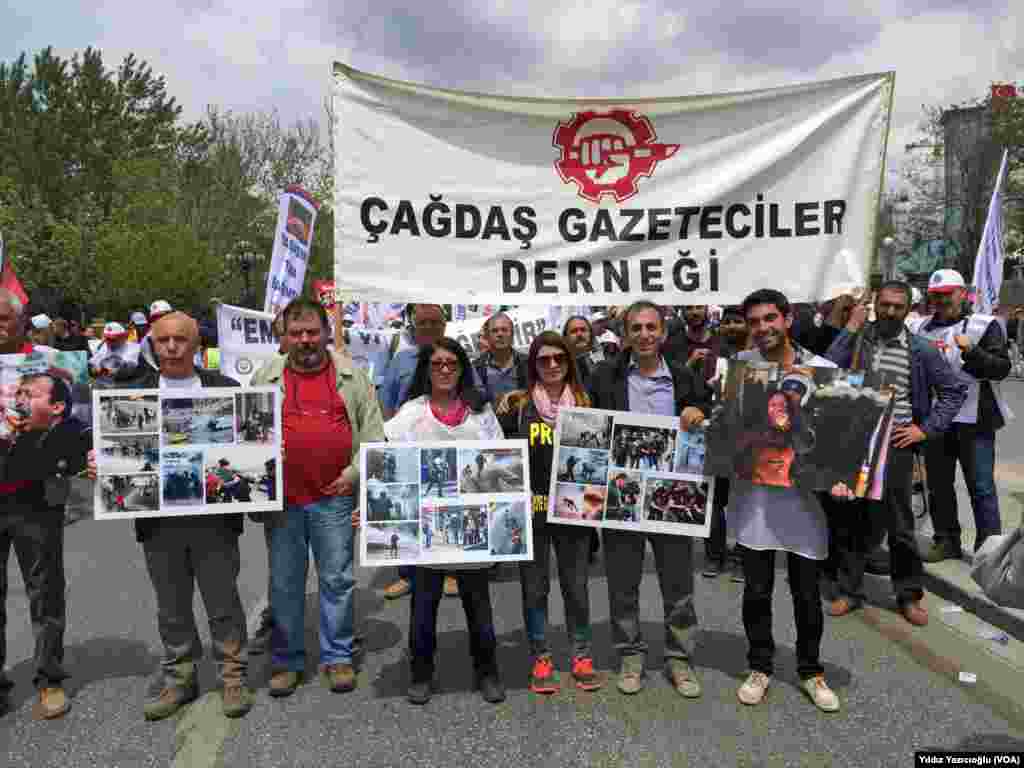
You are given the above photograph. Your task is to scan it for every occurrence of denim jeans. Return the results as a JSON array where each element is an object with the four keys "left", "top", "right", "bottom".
[
  {"left": 270, "top": 495, "right": 355, "bottom": 671},
  {"left": 925, "top": 424, "right": 1001, "bottom": 547}
]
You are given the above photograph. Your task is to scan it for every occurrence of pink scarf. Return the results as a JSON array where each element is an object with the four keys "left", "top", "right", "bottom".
[
  {"left": 532, "top": 385, "right": 575, "bottom": 426},
  {"left": 430, "top": 397, "right": 469, "bottom": 427}
]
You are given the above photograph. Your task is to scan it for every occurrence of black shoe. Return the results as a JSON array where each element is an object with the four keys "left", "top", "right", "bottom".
[
  {"left": 864, "top": 548, "right": 891, "bottom": 576},
  {"left": 407, "top": 680, "right": 432, "bottom": 705},
  {"left": 477, "top": 672, "right": 506, "bottom": 704},
  {"left": 702, "top": 558, "right": 723, "bottom": 578}
]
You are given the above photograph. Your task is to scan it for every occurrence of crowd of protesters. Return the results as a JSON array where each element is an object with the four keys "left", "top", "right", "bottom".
[{"left": 0, "top": 266, "right": 1012, "bottom": 723}]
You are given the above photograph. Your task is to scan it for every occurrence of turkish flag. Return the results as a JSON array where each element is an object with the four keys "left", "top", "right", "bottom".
[
  {"left": 992, "top": 84, "right": 1017, "bottom": 107},
  {"left": 0, "top": 231, "right": 29, "bottom": 305}
]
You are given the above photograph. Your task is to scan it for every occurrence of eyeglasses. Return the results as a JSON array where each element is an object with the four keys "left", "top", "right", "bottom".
[
  {"left": 537, "top": 353, "right": 568, "bottom": 368},
  {"left": 430, "top": 359, "right": 461, "bottom": 372}
]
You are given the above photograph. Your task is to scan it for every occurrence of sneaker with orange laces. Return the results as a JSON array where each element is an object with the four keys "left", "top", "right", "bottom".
[
  {"left": 571, "top": 656, "right": 602, "bottom": 691},
  {"left": 529, "top": 654, "right": 561, "bottom": 694}
]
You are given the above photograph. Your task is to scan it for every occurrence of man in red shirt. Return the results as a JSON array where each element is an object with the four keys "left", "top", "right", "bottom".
[{"left": 251, "top": 297, "right": 384, "bottom": 697}]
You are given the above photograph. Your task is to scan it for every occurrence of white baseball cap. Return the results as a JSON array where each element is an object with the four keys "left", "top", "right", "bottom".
[
  {"left": 591, "top": 311, "right": 609, "bottom": 322},
  {"left": 597, "top": 330, "right": 620, "bottom": 345},
  {"left": 928, "top": 269, "right": 966, "bottom": 294},
  {"left": 911, "top": 287, "right": 923, "bottom": 305},
  {"left": 30, "top": 313, "right": 51, "bottom": 329},
  {"left": 149, "top": 299, "right": 173, "bottom": 318},
  {"left": 131, "top": 311, "right": 148, "bottom": 326},
  {"left": 103, "top": 322, "right": 128, "bottom": 339}
]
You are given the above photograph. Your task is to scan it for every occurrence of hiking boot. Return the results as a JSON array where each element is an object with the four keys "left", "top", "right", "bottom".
[
  {"left": 324, "top": 663, "right": 356, "bottom": 693},
  {"left": 921, "top": 539, "right": 963, "bottom": 563},
  {"left": 222, "top": 683, "right": 254, "bottom": 718},
  {"left": 528, "top": 654, "right": 560, "bottom": 695},
  {"left": 407, "top": 680, "right": 431, "bottom": 705},
  {"left": 144, "top": 679, "right": 199, "bottom": 721},
  {"left": 476, "top": 672, "right": 506, "bottom": 704},
  {"left": 665, "top": 659, "right": 701, "bottom": 698},
  {"left": 33, "top": 686, "right": 70, "bottom": 720},
  {"left": 901, "top": 599, "right": 929, "bottom": 627},
  {"left": 247, "top": 608, "right": 274, "bottom": 655},
  {"left": 269, "top": 670, "right": 301, "bottom": 698},
  {"left": 616, "top": 655, "right": 644, "bottom": 695},
  {"left": 571, "top": 656, "right": 602, "bottom": 691},
  {"left": 801, "top": 674, "right": 840, "bottom": 712},
  {"left": 443, "top": 576, "right": 459, "bottom": 597},
  {"left": 737, "top": 671, "right": 771, "bottom": 706},
  {"left": 384, "top": 578, "right": 412, "bottom": 599}
]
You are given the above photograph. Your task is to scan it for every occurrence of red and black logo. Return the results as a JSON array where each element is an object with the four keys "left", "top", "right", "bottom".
[{"left": 553, "top": 109, "right": 679, "bottom": 203}]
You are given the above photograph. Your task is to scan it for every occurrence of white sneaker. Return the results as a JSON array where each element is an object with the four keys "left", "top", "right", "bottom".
[
  {"left": 801, "top": 674, "right": 840, "bottom": 712},
  {"left": 737, "top": 671, "right": 771, "bottom": 705}
]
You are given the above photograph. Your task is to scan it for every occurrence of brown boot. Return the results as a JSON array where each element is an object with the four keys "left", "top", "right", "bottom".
[
  {"left": 33, "top": 687, "right": 70, "bottom": 720},
  {"left": 324, "top": 663, "right": 356, "bottom": 693},
  {"left": 828, "top": 598, "right": 853, "bottom": 617},
  {"left": 902, "top": 600, "right": 929, "bottom": 627},
  {"left": 269, "top": 670, "right": 301, "bottom": 698}
]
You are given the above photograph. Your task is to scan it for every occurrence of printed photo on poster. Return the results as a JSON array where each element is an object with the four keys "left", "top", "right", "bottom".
[
  {"left": 365, "top": 446, "right": 419, "bottom": 485},
  {"left": 161, "top": 449, "right": 205, "bottom": 507},
  {"left": 555, "top": 446, "right": 609, "bottom": 485},
  {"left": 162, "top": 396, "right": 235, "bottom": 447},
  {"left": 420, "top": 447, "right": 458, "bottom": 498},
  {"left": 644, "top": 477, "right": 709, "bottom": 526},
  {"left": 605, "top": 471, "right": 644, "bottom": 523},
  {"left": 366, "top": 483, "right": 419, "bottom": 522},
  {"left": 286, "top": 196, "right": 314, "bottom": 245},
  {"left": 365, "top": 522, "right": 420, "bottom": 564},
  {"left": 559, "top": 410, "right": 613, "bottom": 450},
  {"left": 235, "top": 392, "right": 276, "bottom": 444},
  {"left": 610, "top": 424, "right": 676, "bottom": 471},
  {"left": 96, "top": 474, "right": 159, "bottom": 516},
  {"left": 97, "top": 434, "right": 159, "bottom": 475},
  {"left": 673, "top": 428, "right": 706, "bottom": 474},
  {"left": 98, "top": 394, "right": 158, "bottom": 435},
  {"left": 489, "top": 501, "right": 527, "bottom": 555},
  {"left": 420, "top": 504, "right": 465, "bottom": 558},
  {"left": 1, "top": 350, "right": 91, "bottom": 441},
  {"left": 458, "top": 447, "right": 525, "bottom": 493},
  {"left": 552, "top": 483, "right": 605, "bottom": 521},
  {"left": 705, "top": 362, "right": 892, "bottom": 497},
  {"left": 462, "top": 506, "right": 489, "bottom": 551},
  {"left": 205, "top": 445, "right": 277, "bottom": 504}
]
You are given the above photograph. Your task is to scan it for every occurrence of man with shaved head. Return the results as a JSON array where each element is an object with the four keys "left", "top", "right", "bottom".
[{"left": 87, "top": 310, "right": 253, "bottom": 720}]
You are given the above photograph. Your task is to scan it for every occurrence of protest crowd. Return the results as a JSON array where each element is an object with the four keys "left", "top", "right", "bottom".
[{"left": 5, "top": 263, "right": 1020, "bottom": 729}]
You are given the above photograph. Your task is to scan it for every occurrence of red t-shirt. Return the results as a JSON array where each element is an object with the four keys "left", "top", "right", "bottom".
[{"left": 283, "top": 362, "right": 353, "bottom": 505}]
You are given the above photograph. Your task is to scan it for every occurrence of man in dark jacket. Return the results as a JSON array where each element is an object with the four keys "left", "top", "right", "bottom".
[
  {"left": 588, "top": 300, "right": 709, "bottom": 699},
  {"left": 473, "top": 312, "right": 528, "bottom": 403},
  {"left": 826, "top": 281, "right": 967, "bottom": 627},
  {"left": 88, "top": 311, "right": 252, "bottom": 720},
  {"left": 1, "top": 372, "right": 90, "bottom": 719}
]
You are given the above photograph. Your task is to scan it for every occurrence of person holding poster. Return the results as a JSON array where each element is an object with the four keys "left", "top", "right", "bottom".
[
  {"left": 251, "top": 298, "right": 384, "bottom": 698},
  {"left": 86, "top": 311, "right": 254, "bottom": 720},
  {"left": 496, "top": 331, "right": 600, "bottom": 695},
  {"left": 587, "top": 300, "right": 709, "bottom": 699},
  {"left": 384, "top": 337, "right": 506, "bottom": 706},
  {"left": 825, "top": 282, "right": 966, "bottom": 625},
  {"left": 0, "top": 372, "right": 90, "bottom": 720}
]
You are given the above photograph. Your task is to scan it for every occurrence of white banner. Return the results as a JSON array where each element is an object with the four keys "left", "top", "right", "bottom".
[
  {"left": 92, "top": 387, "right": 283, "bottom": 520},
  {"left": 265, "top": 185, "right": 319, "bottom": 317},
  {"left": 334, "top": 63, "right": 893, "bottom": 306},
  {"left": 446, "top": 306, "right": 551, "bottom": 357},
  {"left": 218, "top": 304, "right": 280, "bottom": 386},
  {"left": 359, "top": 440, "right": 532, "bottom": 567}
]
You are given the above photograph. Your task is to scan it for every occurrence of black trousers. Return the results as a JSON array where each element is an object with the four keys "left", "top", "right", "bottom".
[
  {"left": 410, "top": 569, "right": 497, "bottom": 684},
  {"left": 742, "top": 548, "right": 824, "bottom": 679},
  {"left": 705, "top": 477, "right": 730, "bottom": 561},
  {"left": 0, "top": 511, "right": 67, "bottom": 689}
]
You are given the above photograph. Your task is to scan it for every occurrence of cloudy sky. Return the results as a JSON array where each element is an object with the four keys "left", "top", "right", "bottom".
[{"left": 5, "top": 1, "right": 1021, "bottom": 188}]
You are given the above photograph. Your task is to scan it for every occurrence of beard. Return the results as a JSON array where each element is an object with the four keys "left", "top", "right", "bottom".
[
  {"left": 293, "top": 344, "right": 325, "bottom": 369},
  {"left": 876, "top": 316, "right": 904, "bottom": 338}
]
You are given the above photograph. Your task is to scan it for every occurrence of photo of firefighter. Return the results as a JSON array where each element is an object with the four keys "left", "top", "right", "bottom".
[
  {"left": 644, "top": 478, "right": 709, "bottom": 525},
  {"left": 610, "top": 425, "right": 676, "bottom": 471}
]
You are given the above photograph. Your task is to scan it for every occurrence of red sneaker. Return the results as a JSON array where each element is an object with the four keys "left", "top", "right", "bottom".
[
  {"left": 529, "top": 655, "right": 561, "bottom": 694},
  {"left": 571, "top": 656, "right": 602, "bottom": 691}
]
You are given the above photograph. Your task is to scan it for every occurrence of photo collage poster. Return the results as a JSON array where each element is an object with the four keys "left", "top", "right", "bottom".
[
  {"left": 359, "top": 440, "right": 531, "bottom": 567},
  {"left": 704, "top": 361, "right": 895, "bottom": 499},
  {"left": 92, "top": 387, "right": 283, "bottom": 520},
  {"left": 547, "top": 407, "right": 712, "bottom": 538}
]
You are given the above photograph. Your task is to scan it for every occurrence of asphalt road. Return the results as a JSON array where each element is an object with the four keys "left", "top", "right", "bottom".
[{"left": 5, "top": 385, "right": 1024, "bottom": 767}]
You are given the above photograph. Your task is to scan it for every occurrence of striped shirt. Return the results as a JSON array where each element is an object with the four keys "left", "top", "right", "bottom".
[{"left": 872, "top": 328, "right": 913, "bottom": 424}]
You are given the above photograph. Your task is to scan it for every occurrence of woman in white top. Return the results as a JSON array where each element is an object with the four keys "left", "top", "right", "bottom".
[{"left": 384, "top": 337, "right": 506, "bottom": 706}]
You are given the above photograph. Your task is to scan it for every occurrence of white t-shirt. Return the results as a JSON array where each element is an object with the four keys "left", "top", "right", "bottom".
[{"left": 159, "top": 374, "right": 202, "bottom": 389}]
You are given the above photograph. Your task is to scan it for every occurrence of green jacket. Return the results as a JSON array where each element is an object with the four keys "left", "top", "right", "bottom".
[{"left": 251, "top": 350, "right": 385, "bottom": 519}]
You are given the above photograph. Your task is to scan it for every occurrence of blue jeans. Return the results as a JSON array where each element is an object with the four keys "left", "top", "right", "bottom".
[
  {"left": 270, "top": 495, "right": 355, "bottom": 671},
  {"left": 925, "top": 424, "right": 1001, "bottom": 547}
]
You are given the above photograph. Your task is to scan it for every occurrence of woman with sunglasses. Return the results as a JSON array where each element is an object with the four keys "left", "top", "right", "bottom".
[
  {"left": 384, "top": 337, "right": 506, "bottom": 706},
  {"left": 497, "top": 331, "right": 601, "bottom": 695}
]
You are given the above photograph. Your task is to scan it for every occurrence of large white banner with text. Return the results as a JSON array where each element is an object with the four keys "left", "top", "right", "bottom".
[{"left": 333, "top": 63, "right": 893, "bottom": 305}]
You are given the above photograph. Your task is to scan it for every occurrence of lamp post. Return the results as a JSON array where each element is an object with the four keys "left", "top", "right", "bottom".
[
  {"left": 227, "top": 241, "right": 265, "bottom": 309},
  {"left": 881, "top": 236, "right": 896, "bottom": 281}
]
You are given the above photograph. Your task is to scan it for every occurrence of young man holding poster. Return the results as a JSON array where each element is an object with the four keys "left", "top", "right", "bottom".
[{"left": 587, "top": 300, "right": 709, "bottom": 698}]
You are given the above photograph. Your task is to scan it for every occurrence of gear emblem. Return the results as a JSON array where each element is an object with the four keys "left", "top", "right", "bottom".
[{"left": 553, "top": 109, "right": 679, "bottom": 203}]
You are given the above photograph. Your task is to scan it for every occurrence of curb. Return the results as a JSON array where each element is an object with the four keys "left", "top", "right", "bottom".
[{"left": 921, "top": 561, "right": 1024, "bottom": 642}]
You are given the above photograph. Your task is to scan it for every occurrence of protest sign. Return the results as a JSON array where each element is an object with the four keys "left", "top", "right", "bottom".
[
  {"left": 0, "top": 350, "right": 90, "bottom": 440},
  {"left": 91, "top": 386, "right": 283, "bottom": 520},
  {"left": 217, "top": 303, "right": 279, "bottom": 386},
  {"left": 359, "top": 440, "right": 532, "bottom": 567},
  {"left": 547, "top": 407, "right": 712, "bottom": 538},
  {"left": 264, "top": 185, "right": 319, "bottom": 317},
  {"left": 334, "top": 63, "right": 892, "bottom": 306},
  {"left": 447, "top": 306, "right": 550, "bottom": 356},
  {"left": 704, "top": 361, "right": 894, "bottom": 498}
]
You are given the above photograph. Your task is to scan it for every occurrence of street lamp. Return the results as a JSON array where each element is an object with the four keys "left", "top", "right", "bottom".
[
  {"left": 881, "top": 236, "right": 896, "bottom": 281},
  {"left": 226, "top": 241, "right": 266, "bottom": 309}
]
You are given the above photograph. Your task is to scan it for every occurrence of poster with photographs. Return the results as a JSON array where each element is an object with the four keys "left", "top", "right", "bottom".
[
  {"left": 704, "top": 361, "right": 894, "bottom": 498},
  {"left": 92, "top": 387, "right": 283, "bottom": 520},
  {"left": 547, "top": 407, "right": 712, "bottom": 538},
  {"left": 359, "top": 440, "right": 531, "bottom": 567}
]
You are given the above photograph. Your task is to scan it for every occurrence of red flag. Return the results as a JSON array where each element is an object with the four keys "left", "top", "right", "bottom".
[
  {"left": 992, "top": 84, "right": 1017, "bottom": 110},
  {"left": 0, "top": 232, "right": 29, "bottom": 306}
]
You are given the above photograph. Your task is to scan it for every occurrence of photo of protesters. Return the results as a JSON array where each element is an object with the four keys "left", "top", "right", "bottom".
[
  {"left": 98, "top": 395, "right": 158, "bottom": 435},
  {"left": 162, "top": 396, "right": 235, "bottom": 447},
  {"left": 610, "top": 425, "right": 677, "bottom": 471},
  {"left": 366, "top": 483, "right": 418, "bottom": 522},
  {"left": 98, "top": 435, "right": 159, "bottom": 474},
  {"left": 556, "top": 446, "right": 609, "bottom": 485},
  {"left": 458, "top": 447, "right": 526, "bottom": 493},
  {"left": 644, "top": 478, "right": 710, "bottom": 526},
  {"left": 559, "top": 410, "right": 613, "bottom": 450},
  {"left": 96, "top": 474, "right": 159, "bottom": 516},
  {"left": 161, "top": 449, "right": 204, "bottom": 507},
  {"left": 203, "top": 445, "right": 277, "bottom": 504},
  {"left": 673, "top": 428, "right": 706, "bottom": 474},
  {"left": 365, "top": 522, "right": 420, "bottom": 563},
  {"left": 419, "top": 505, "right": 466, "bottom": 560},
  {"left": 489, "top": 501, "right": 527, "bottom": 555},
  {"left": 365, "top": 447, "right": 419, "bottom": 485},
  {"left": 552, "top": 483, "right": 605, "bottom": 520},
  {"left": 235, "top": 392, "right": 275, "bottom": 444},
  {"left": 420, "top": 447, "right": 458, "bottom": 497},
  {"left": 462, "top": 506, "right": 489, "bottom": 551},
  {"left": 605, "top": 471, "right": 643, "bottom": 522}
]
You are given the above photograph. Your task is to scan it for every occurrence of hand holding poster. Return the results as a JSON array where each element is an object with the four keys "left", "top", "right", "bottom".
[
  {"left": 547, "top": 407, "right": 712, "bottom": 538},
  {"left": 359, "top": 440, "right": 531, "bottom": 566},
  {"left": 92, "top": 387, "right": 283, "bottom": 520},
  {"left": 264, "top": 185, "right": 319, "bottom": 317}
]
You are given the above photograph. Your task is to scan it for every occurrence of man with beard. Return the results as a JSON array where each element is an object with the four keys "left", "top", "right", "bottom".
[
  {"left": 664, "top": 305, "right": 720, "bottom": 381},
  {"left": 909, "top": 269, "right": 1013, "bottom": 560},
  {"left": 827, "top": 282, "right": 965, "bottom": 626},
  {"left": 250, "top": 298, "right": 385, "bottom": 695}
]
